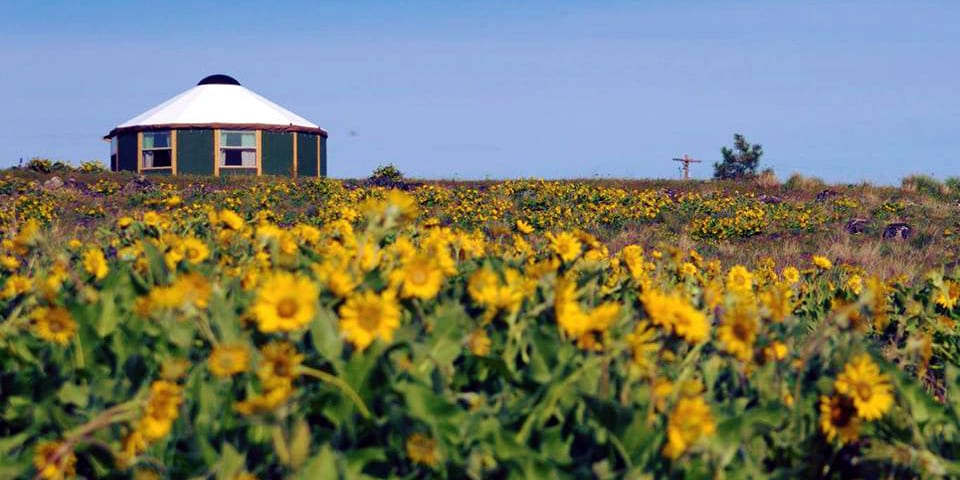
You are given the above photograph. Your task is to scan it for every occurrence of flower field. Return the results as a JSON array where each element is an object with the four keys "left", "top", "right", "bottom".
[{"left": 2, "top": 172, "right": 960, "bottom": 478}]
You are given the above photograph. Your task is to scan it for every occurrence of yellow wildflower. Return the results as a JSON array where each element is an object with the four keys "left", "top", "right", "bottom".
[
  {"left": 397, "top": 255, "right": 444, "bottom": 300},
  {"left": 761, "top": 341, "right": 788, "bottom": 362},
  {"left": 546, "top": 231, "right": 582, "bottom": 263},
  {"left": 406, "top": 433, "right": 440, "bottom": 467},
  {"left": 662, "top": 396, "right": 715, "bottom": 459},
  {"left": 812, "top": 255, "right": 833, "bottom": 270},
  {"left": 136, "top": 380, "right": 183, "bottom": 442},
  {"left": 2, "top": 274, "right": 32, "bottom": 299},
  {"left": 142, "top": 211, "right": 162, "bottom": 228},
  {"left": 642, "top": 290, "right": 709, "bottom": 344},
  {"left": 626, "top": 321, "right": 659, "bottom": 375},
  {"left": 208, "top": 344, "right": 250, "bottom": 378},
  {"left": 339, "top": 290, "right": 401, "bottom": 351},
  {"left": 515, "top": 219, "right": 534, "bottom": 234},
  {"left": 726, "top": 265, "right": 753, "bottom": 295},
  {"left": 181, "top": 237, "right": 210, "bottom": 265},
  {"left": 33, "top": 441, "right": 77, "bottom": 480},
  {"left": 257, "top": 341, "right": 304, "bottom": 390},
  {"left": 83, "top": 247, "right": 109, "bottom": 280},
  {"left": 935, "top": 280, "right": 959, "bottom": 310},
  {"left": 31, "top": 307, "right": 77, "bottom": 345},
  {"left": 219, "top": 209, "right": 245, "bottom": 230},
  {"left": 466, "top": 328, "right": 491, "bottom": 356},
  {"left": 819, "top": 394, "right": 860, "bottom": 444},
  {"left": 0, "top": 254, "right": 19, "bottom": 271},
  {"left": 717, "top": 302, "right": 759, "bottom": 362},
  {"left": 251, "top": 272, "right": 318, "bottom": 333},
  {"left": 234, "top": 382, "right": 294, "bottom": 416},
  {"left": 833, "top": 354, "right": 893, "bottom": 420},
  {"left": 781, "top": 266, "right": 800, "bottom": 285}
]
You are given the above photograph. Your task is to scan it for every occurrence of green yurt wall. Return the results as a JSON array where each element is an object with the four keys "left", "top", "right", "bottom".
[{"left": 176, "top": 129, "right": 215, "bottom": 175}]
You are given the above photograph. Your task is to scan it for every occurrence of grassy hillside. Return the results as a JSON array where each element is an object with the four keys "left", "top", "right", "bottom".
[
  {"left": 3, "top": 169, "right": 958, "bottom": 277},
  {"left": 2, "top": 169, "right": 960, "bottom": 478}
]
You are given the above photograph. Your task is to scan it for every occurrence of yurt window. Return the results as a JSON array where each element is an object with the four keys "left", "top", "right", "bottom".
[
  {"left": 219, "top": 130, "right": 257, "bottom": 169},
  {"left": 142, "top": 131, "right": 172, "bottom": 169}
]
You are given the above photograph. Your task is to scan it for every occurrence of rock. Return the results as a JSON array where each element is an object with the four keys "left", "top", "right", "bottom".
[
  {"left": 63, "top": 177, "right": 91, "bottom": 194},
  {"left": 815, "top": 189, "right": 839, "bottom": 202},
  {"left": 844, "top": 218, "right": 870, "bottom": 234},
  {"left": 42, "top": 176, "right": 64, "bottom": 190},
  {"left": 758, "top": 194, "right": 783, "bottom": 204},
  {"left": 882, "top": 223, "right": 912, "bottom": 240},
  {"left": 122, "top": 175, "right": 154, "bottom": 193}
]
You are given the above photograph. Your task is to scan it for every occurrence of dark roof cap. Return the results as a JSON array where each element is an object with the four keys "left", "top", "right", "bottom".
[{"left": 197, "top": 74, "right": 241, "bottom": 86}]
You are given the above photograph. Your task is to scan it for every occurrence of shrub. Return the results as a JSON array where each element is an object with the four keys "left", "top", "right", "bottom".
[
  {"left": 51, "top": 161, "right": 73, "bottom": 172},
  {"left": 371, "top": 164, "right": 404, "bottom": 182},
  {"left": 26, "top": 158, "right": 53, "bottom": 173},
  {"left": 783, "top": 173, "right": 826, "bottom": 191},
  {"left": 902, "top": 174, "right": 946, "bottom": 197},
  {"left": 755, "top": 168, "right": 780, "bottom": 188},
  {"left": 944, "top": 177, "right": 960, "bottom": 195},
  {"left": 79, "top": 160, "right": 107, "bottom": 173}
]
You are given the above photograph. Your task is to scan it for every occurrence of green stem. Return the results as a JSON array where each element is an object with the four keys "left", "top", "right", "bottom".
[
  {"left": 40, "top": 401, "right": 141, "bottom": 480},
  {"left": 63, "top": 401, "right": 140, "bottom": 440},
  {"left": 299, "top": 366, "right": 371, "bottom": 419}
]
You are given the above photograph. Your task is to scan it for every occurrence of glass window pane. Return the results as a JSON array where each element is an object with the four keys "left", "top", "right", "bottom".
[
  {"left": 242, "top": 150, "right": 256, "bottom": 167},
  {"left": 222, "top": 149, "right": 242, "bottom": 166},
  {"left": 143, "top": 150, "right": 171, "bottom": 168},
  {"left": 144, "top": 132, "right": 170, "bottom": 149},
  {"left": 222, "top": 131, "right": 255, "bottom": 147},
  {"left": 223, "top": 132, "right": 241, "bottom": 147},
  {"left": 221, "top": 148, "right": 257, "bottom": 167}
]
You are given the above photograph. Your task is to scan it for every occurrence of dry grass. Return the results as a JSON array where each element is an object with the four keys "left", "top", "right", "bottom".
[{"left": 5, "top": 168, "right": 959, "bottom": 278}]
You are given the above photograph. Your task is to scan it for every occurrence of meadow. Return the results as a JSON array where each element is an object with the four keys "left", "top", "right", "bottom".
[{"left": 2, "top": 167, "right": 960, "bottom": 478}]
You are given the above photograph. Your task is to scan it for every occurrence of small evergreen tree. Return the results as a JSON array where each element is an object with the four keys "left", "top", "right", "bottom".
[{"left": 713, "top": 134, "right": 763, "bottom": 180}]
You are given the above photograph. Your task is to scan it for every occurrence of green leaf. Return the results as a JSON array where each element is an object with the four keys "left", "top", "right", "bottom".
[
  {"left": 310, "top": 307, "right": 343, "bottom": 361},
  {"left": 273, "top": 425, "right": 291, "bottom": 466},
  {"left": 56, "top": 382, "right": 89, "bottom": 408},
  {"left": 344, "top": 448, "right": 386, "bottom": 479},
  {"left": 395, "top": 381, "right": 464, "bottom": 443},
  {"left": 711, "top": 404, "right": 784, "bottom": 467},
  {"left": 215, "top": 443, "right": 246, "bottom": 480},
  {"left": 583, "top": 395, "right": 633, "bottom": 435},
  {"left": 289, "top": 418, "right": 311, "bottom": 469},
  {"left": 0, "top": 432, "right": 31, "bottom": 457},
  {"left": 540, "top": 425, "right": 572, "bottom": 464},
  {"left": 298, "top": 444, "right": 339, "bottom": 480},
  {"left": 93, "top": 292, "right": 119, "bottom": 338}
]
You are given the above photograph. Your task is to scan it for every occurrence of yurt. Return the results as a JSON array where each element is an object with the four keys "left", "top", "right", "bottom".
[{"left": 105, "top": 74, "right": 327, "bottom": 177}]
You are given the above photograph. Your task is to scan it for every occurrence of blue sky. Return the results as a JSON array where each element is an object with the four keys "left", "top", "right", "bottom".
[{"left": 1, "top": 1, "right": 957, "bottom": 183}]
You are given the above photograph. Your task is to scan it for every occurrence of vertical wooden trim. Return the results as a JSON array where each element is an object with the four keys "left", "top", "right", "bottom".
[
  {"left": 256, "top": 130, "right": 263, "bottom": 176},
  {"left": 292, "top": 132, "right": 298, "bottom": 178},
  {"left": 170, "top": 130, "right": 178, "bottom": 175},
  {"left": 316, "top": 135, "right": 321, "bottom": 178},
  {"left": 213, "top": 128, "right": 221, "bottom": 177},
  {"left": 136, "top": 132, "right": 143, "bottom": 173}
]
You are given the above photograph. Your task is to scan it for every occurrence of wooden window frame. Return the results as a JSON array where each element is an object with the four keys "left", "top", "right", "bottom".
[
  {"left": 139, "top": 131, "right": 175, "bottom": 172},
  {"left": 217, "top": 130, "right": 261, "bottom": 175}
]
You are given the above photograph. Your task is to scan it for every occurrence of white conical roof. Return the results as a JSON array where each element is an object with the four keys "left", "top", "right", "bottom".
[{"left": 109, "top": 75, "right": 323, "bottom": 136}]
